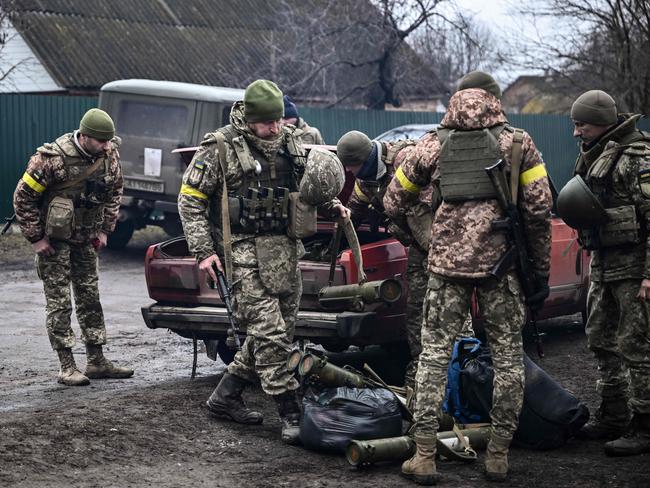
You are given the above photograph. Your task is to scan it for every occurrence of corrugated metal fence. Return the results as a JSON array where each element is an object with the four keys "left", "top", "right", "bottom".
[{"left": 1, "top": 93, "right": 648, "bottom": 218}]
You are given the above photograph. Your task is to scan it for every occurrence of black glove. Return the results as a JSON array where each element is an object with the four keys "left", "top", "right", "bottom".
[{"left": 526, "top": 273, "right": 550, "bottom": 313}]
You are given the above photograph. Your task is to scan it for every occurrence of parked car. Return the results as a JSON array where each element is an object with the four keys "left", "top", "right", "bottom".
[
  {"left": 374, "top": 123, "right": 438, "bottom": 142},
  {"left": 141, "top": 198, "right": 589, "bottom": 364},
  {"left": 98, "top": 79, "right": 244, "bottom": 249}
]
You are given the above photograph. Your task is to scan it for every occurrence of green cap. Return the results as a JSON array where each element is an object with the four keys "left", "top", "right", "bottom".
[
  {"left": 570, "top": 90, "right": 617, "bottom": 126},
  {"left": 457, "top": 71, "right": 501, "bottom": 99},
  {"left": 336, "top": 130, "right": 373, "bottom": 167},
  {"left": 79, "top": 108, "right": 115, "bottom": 140},
  {"left": 244, "top": 79, "right": 284, "bottom": 122}
]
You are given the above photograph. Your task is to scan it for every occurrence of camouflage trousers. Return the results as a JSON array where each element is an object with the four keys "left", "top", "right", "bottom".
[
  {"left": 227, "top": 263, "right": 301, "bottom": 396},
  {"left": 586, "top": 279, "right": 650, "bottom": 414},
  {"left": 404, "top": 246, "right": 474, "bottom": 389},
  {"left": 414, "top": 272, "right": 525, "bottom": 439},
  {"left": 36, "top": 240, "right": 106, "bottom": 350}
]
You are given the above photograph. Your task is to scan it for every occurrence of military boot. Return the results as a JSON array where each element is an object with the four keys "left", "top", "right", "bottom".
[
  {"left": 401, "top": 435, "right": 439, "bottom": 485},
  {"left": 484, "top": 432, "right": 512, "bottom": 482},
  {"left": 273, "top": 391, "right": 302, "bottom": 445},
  {"left": 85, "top": 344, "right": 134, "bottom": 379},
  {"left": 576, "top": 397, "right": 630, "bottom": 440},
  {"left": 206, "top": 373, "right": 263, "bottom": 425},
  {"left": 604, "top": 414, "right": 650, "bottom": 457},
  {"left": 56, "top": 348, "right": 90, "bottom": 386}
]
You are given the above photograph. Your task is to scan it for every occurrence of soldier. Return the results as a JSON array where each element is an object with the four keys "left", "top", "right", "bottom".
[
  {"left": 336, "top": 130, "right": 475, "bottom": 390},
  {"left": 13, "top": 109, "right": 134, "bottom": 386},
  {"left": 281, "top": 95, "right": 326, "bottom": 145},
  {"left": 558, "top": 90, "right": 650, "bottom": 457},
  {"left": 384, "top": 71, "right": 552, "bottom": 484},
  {"left": 178, "top": 79, "right": 348, "bottom": 444}
]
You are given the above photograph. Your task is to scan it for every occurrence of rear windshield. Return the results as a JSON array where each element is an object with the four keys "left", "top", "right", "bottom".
[{"left": 117, "top": 101, "right": 189, "bottom": 140}]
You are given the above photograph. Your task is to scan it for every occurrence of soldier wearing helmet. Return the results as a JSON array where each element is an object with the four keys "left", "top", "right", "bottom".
[
  {"left": 13, "top": 108, "right": 133, "bottom": 386},
  {"left": 559, "top": 90, "right": 650, "bottom": 457},
  {"left": 178, "top": 79, "right": 348, "bottom": 445}
]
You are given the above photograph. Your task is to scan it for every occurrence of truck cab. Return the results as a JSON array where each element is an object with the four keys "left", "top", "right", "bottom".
[{"left": 98, "top": 79, "right": 244, "bottom": 248}]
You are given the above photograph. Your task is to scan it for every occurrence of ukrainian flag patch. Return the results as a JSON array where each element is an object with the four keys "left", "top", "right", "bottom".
[{"left": 194, "top": 160, "right": 205, "bottom": 169}]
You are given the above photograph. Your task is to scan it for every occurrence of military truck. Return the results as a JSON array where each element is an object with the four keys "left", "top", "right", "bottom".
[{"left": 98, "top": 79, "right": 244, "bottom": 248}]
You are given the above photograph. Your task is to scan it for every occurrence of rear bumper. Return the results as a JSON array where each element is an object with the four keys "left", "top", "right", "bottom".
[{"left": 141, "top": 303, "right": 377, "bottom": 343}]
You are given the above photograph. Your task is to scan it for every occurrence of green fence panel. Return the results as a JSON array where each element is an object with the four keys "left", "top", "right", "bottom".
[{"left": 0, "top": 94, "right": 98, "bottom": 218}]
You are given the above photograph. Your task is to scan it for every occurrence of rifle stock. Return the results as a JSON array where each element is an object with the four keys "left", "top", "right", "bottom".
[{"left": 1, "top": 213, "right": 16, "bottom": 236}]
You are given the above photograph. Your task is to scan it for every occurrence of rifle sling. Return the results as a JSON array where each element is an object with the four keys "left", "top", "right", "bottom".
[
  {"left": 215, "top": 132, "right": 233, "bottom": 283},
  {"left": 50, "top": 156, "right": 104, "bottom": 191}
]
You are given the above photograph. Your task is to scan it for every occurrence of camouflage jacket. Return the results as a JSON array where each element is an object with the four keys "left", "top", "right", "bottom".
[
  {"left": 178, "top": 101, "right": 338, "bottom": 264},
  {"left": 383, "top": 88, "right": 552, "bottom": 280},
  {"left": 574, "top": 114, "right": 650, "bottom": 282},
  {"left": 13, "top": 132, "right": 123, "bottom": 244},
  {"left": 296, "top": 118, "right": 325, "bottom": 145}
]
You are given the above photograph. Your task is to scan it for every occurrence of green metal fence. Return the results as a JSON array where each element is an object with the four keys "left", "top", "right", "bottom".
[{"left": 1, "top": 93, "right": 648, "bottom": 218}]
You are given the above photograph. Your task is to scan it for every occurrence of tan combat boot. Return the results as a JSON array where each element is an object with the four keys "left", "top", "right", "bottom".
[
  {"left": 56, "top": 348, "right": 90, "bottom": 386},
  {"left": 484, "top": 432, "right": 512, "bottom": 482},
  {"left": 85, "top": 345, "right": 134, "bottom": 379},
  {"left": 401, "top": 435, "right": 439, "bottom": 485}
]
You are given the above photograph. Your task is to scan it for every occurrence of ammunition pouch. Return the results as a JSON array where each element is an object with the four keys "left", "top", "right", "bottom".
[
  {"left": 228, "top": 186, "right": 291, "bottom": 234},
  {"left": 287, "top": 192, "right": 317, "bottom": 239},
  {"left": 406, "top": 202, "right": 433, "bottom": 251},
  {"left": 599, "top": 205, "right": 642, "bottom": 247},
  {"left": 45, "top": 196, "right": 75, "bottom": 240}
]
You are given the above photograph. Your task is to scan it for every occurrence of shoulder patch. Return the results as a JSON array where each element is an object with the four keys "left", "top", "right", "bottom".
[{"left": 193, "top": 160, "right": 205, "bottom": 170}]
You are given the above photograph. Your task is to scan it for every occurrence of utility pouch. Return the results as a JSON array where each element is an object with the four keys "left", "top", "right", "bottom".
[
  {"left": 287, "top": 192, "right": 317, "bottom": 239},
  {"left": 598, "top": 205, "right": 641, "bottom": 247},
  {"left": 45, "top": 196, "right": 75, "bottom": 240},
  {"left": 406, "top": 202, "right": 433, "bottom": 251}
]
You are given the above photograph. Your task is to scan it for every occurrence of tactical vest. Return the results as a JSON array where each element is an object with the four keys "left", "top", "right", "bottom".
[
  {"left": 437, "top": 125, "right": 510, "bottom": 202},
  {"left": 39, "top": 133, "right": 115, "bottom": 233},
  {"left": 578, "top": 127, "right": 650, "bottom": 249},
  {"left": 216, "top": 125, "right": 306, "bottom": 233}
]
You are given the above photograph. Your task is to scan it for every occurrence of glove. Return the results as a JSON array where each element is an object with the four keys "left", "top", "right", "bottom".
[{"left": 526, "top": 272, "right": 550, "bottom": 313}]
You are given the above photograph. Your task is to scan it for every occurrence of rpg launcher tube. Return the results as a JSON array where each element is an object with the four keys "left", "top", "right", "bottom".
[
  {"left": 437, "top": 426, "right": 491, "bottom": 451},
  {"left": 298, "top": 353, "right": 366, "bottom": 388},
  {"left": 346, "top": 436, "right": 415, "bottom": 467},
  {"left": 318, "top": 278, "right": 402, "bottom": 310}
]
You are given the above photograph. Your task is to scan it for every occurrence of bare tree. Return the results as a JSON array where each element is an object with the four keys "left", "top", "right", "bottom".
[
  {"left": 0, "top": 0, "right": 33, "bottom": 89},
  {"left": 512, "top": 0, "right": 650, "bottom": 113}
]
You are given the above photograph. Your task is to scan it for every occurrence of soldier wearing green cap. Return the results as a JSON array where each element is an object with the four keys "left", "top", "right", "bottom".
[
  {"left": 561, "top": 89, "right": 650, "bottom": 457},
  {"left": 178, "top": 79, "right": 349, "bottom": 444},
  {"left": 13, "top": 108, "right": 133, "bottom": 386}
]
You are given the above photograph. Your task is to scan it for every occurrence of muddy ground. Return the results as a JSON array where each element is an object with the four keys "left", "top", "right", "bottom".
[{"left": 0, "top": 228, "right": 648, "bottom": 488}]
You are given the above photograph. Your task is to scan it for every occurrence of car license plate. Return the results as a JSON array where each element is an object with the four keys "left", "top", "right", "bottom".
[{"left": 123, "top": 177, "right": 164, "bottom": 193}]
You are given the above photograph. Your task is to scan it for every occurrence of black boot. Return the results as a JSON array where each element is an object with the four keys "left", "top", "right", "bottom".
[
  {"left": 273, "top": 391, "right": 302, "bottom": 445},
  {"left": 576, "top": 396, "right": 630, "bottom": 440},
  {"left": 604, "top": 414, "right": 650, "bottom": 457},
  {"left": 206, "top": 373, "right": 263, "bottom": 425}
]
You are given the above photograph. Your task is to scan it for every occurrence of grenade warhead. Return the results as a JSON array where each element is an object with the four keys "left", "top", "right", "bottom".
[{"left": 298, "top": 353, "right": 367, "bottom": 387}]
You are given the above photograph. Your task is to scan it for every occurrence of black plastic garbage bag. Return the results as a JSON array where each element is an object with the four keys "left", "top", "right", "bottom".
[{"left": 299, "top": 387, "right": 403, "bottom": 454}]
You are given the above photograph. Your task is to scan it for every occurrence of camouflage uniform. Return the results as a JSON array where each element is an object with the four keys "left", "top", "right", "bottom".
[
  {"left": 384, "top": 88, "right": 552, "bottom": 439},
  {"left": 295, "top": 118, "right": 325, "bottom": 145},
  {"left": 574, "top": 114, "right": 650, "bottom": 418},
  {"left": 178, "top": 101, "right": 337, "bottom": 396},
  {"left": 13, "top": 132, "right": 122, "bottom": 351}
]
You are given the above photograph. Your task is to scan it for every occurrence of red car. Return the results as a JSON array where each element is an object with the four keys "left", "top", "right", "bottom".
[{"left": 141, "top": 212, "right": 589, "bottom": 363}]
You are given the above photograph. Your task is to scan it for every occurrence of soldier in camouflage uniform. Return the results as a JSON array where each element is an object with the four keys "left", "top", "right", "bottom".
[
  {"left": 562, "top": 90, "right": 650, "bottom": 457},
  {"left": 336, "top": 131, "right": 474, "bottom": 390},
  {"left": 281, "top": 95, "right": 325, "bottom": 145},
  {"left": 13, "top": 109, "right": 134, "bottom": 387},
  {"left": 384, "top": 72, "right": 552, "bottom": 484},
  {"left": 178, "top": 80, "right": 348, "bottom": 444}
]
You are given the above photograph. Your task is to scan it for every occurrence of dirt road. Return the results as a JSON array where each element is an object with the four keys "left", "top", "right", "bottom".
[{"left": 0, "top": 230, "right": 648, "bottom": 487}]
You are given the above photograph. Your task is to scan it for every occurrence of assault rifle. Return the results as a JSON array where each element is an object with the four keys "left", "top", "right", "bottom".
[
  {"left": 485, "top": 159, "right": 545, "bottom": 357},
  {"left": 1, "top": 213, "right": 16, "bottom": 236},
  {"left": 210, "top": 262, "right": 242, "bottom": 351}
]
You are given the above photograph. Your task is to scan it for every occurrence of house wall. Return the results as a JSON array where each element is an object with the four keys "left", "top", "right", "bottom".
[{"left": 0, "top": 20, "right": 62, "bottom": 93}]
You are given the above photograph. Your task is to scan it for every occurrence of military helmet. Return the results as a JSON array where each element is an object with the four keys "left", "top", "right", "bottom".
[
  {"left": 557, "top": 175, "right": 609, "bottom": 229},
  {"left": 299, "top": 148, "right": 346, "bottom": 205},
  {"left": 79, "top": 108, "right": 115, "bottom": 140},
  {"left": 337, "top": 130, "right": 373, "bottom": 167}
]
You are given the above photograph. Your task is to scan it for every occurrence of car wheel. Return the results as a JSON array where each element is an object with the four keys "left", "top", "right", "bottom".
[{"left": 107, "top": 218, "right": 135, "bottom": 249}]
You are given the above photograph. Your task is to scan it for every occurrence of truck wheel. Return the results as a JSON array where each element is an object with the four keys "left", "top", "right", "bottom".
[
  {"left": 217, "top": 340, "right": 237, "bottom": 365},
  {"left": 107, "top": 219, "right": 135, "bottom": 250}
]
